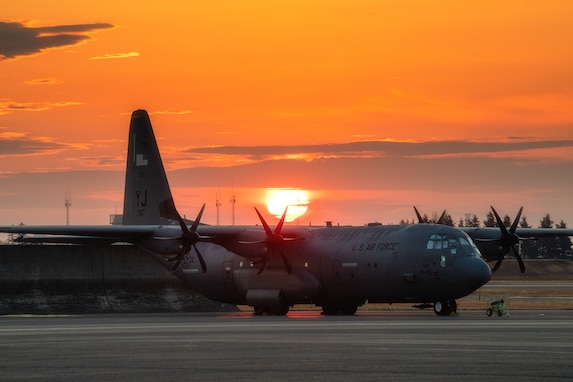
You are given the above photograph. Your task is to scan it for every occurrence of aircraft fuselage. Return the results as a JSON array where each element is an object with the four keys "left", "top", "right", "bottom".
[{"left": 170, "top": 223, "right": 491, "bottom": 315}]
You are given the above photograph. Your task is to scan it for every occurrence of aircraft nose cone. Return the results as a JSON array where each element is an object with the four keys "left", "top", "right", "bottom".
[{"left": 464, "top": 257, "right": 492, "bottom": 289}]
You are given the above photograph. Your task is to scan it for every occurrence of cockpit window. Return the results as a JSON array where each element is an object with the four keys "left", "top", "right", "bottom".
[
  {"left": 458, "top": 237, "right": 471, "bottom": 246},
  {"left": 426, "top": 233, "right": 474, "bottom": 250}
]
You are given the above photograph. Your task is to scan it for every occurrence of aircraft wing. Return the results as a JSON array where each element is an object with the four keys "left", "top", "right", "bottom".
[
  {"left": 0, "top": 223, "right": 250, "bottom": 247},
  {"left": 462, "top": 227, "right": 573, "bottom": 240},
  {"left": 515, "top": 228, "right": 573, "bottom": 237},
  {"left": 0, "top": 225, "right": 162, "bottom": 244},
  {"left": 461, "top": 226, "right": 573, "bottom": 273}
]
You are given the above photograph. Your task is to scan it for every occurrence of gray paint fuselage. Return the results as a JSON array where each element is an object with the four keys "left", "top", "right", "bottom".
[{"left": 177, "top": 223, "right": 491, "bottom": 308}]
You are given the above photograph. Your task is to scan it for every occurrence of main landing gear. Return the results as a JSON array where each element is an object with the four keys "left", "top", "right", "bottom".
[
  {"left": 433, "top": 300, "right": 457, "bottom": 316},
  {"left": 321, "top": 303, "right": 358, "bottom": 316},
  {"left": 253, "top": 304, "right": 290, "bottom": 316}
]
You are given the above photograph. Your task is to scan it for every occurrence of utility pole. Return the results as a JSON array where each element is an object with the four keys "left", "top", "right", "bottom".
[
  {"left": 216, "top": 192, "right": 222, "bottom": 225},
  {"left": 230, "top": 187, "right": 236, "bottom": 226}
]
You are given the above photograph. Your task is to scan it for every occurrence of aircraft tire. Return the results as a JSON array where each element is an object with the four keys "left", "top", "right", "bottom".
[
  {"left": 253, "top": 307, "right": 266, "bottom": 316},
  {"left": 448, "top": 300, "right": 458, "bottom": 314},
  {"left": 321, "top": 304, "right": 358, "bottom": 316},
  {"left": 270, "top": 304, "right": 290, "bottom": 316},
  {"left": 433, "top": 301, "right": 450, "bottom": 316},
  {"left": 340, "top": 304, "right": 358, "bottom": 315},
  {"left": 253, "top": 305, "right": 290, "bottom": 316},
  {"left": 321, "top": 304, "right": 339, "bottom": 316}
]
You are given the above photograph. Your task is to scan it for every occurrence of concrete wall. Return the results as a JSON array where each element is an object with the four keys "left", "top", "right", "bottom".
[{"left": 0, "top": 245, "right": 236, "bottom": 314}]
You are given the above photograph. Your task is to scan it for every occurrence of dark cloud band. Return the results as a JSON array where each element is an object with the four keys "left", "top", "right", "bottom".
[
  {"left": 183, "top": 140, "right": 573, "bottom": 159},
  {"left": 0, "top": 21, "right": 113, "bottom": 60}
]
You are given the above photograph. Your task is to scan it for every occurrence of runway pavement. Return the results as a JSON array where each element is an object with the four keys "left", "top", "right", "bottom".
[{"left": 1, "top": 310, "right": 573, "bottom": 381}]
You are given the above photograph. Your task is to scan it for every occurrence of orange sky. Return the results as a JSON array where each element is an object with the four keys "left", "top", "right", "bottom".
[{"left": 1, "top": 1, "right": 573, "bottom": 228}]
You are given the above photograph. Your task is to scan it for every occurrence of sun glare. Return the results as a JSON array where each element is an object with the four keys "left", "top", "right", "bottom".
[{"left": 266, "top": 189, "right": 309, "bottom": 222}]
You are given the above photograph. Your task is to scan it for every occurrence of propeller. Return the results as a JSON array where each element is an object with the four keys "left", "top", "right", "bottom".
[
  {"left": 489, "top": 206, "right": 525, "bottom": 274},
  {"left": 255, "top": 207, "right": 293, "bottom": 274},
  {"left": 414, "top": 206, "right": 447, "bottom": 225},
  {"left": 240, "top": 207, "right": 303, "bottom": 274},
  {"left": 172, "top": 203, "right": 208, "bottom": 272}
]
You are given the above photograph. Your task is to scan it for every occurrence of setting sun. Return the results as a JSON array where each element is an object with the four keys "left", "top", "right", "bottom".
[{"left": 266, "top": 189, "right": 309, "bottom": 222}]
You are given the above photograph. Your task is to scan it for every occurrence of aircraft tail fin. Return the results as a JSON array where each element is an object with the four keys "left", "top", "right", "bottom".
[{"left": 122, "top": 110, "right": 179, "bottom": 225}]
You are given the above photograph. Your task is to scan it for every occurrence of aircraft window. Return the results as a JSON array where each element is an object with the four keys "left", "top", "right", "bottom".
[
  {"left": 426, "top": 234, "right": 472, "bottom": 250},
  {"left": 458, "top": 237, "right": 471, "bottom": 246}
]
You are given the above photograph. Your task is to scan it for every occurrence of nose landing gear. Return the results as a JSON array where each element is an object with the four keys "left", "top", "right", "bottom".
[{"left": 433, "top": 300, "right": 457, "bottom": 316}]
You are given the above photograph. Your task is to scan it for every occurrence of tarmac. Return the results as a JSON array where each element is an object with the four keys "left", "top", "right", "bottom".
[{"left": 1, "top": 310, "right": 572, "bottom": 381}]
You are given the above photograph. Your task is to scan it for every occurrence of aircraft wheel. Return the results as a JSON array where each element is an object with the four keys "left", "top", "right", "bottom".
[
  {"left": 448, "top": 300, "right": 458, "bottom": 314},
  {"left": 321, "top": 303, "right": 358, "bottom": 315},
  {"left": 321, "top": 304, "right": 339, "bottom": 316},
  {"left": 270, "top": 304, "right": 290, "bottom": 316},
  {"left": 253, "top": 305, "right": 290, "bottom": 316},
  {"left": 340, "top": 304, "right": 358, "bottom": 315},
  {"left": 433, "top": 301, "right": 450, "bottom": 316}
]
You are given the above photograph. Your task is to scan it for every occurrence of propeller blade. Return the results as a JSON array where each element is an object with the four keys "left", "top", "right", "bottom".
[
  {"left": 511, "top": 245, "right": 525, "bottom": 274},
  {"left": 251, "top": 206, "right": 293, "bottom": 274},
  {"left": 194, "top": 244, "right": 207, "bottom": 273},
  {"left": 490, "top": 206, "right": 508, "bottom": 235},
  {"left": 279, "top": 249, "right": 292, "bottom": 274},
  {"left": 172, "top": 255, "right": 184, "bottom": 271},
  {"left": 490, "top": 206, "right": 525, "bottom": 273},
  {"left": 413, "top": 206, "right": 446, "bottom": 224},
  {"left": 491, "top": 256, "right": 504, "bottom": 273},
  {"left": 171, "top": 203, "right": 208, "bottom": 272},
  {"left": 254, "top": 207, "right": 273, "bottom": 236},
  {"left": 190, "top": 204, "right": 206, "bottom": 232},
  {"left": 257, "top": 258, "right": 269, "bottom": 274},
  {"left": 275, "top": 206, "right": 288, "bottom": 234},
  {"left": 174, "top": 207, "right": 188, "bottom": 234},
  {"left": 510, "top": 206, "right": 523, "bottom": 234},
  {"left": 172, "top": 244, "right": 207, "bottom": 273},
  {"left": 414, "top": 206, "right": 424, "bottom": 223},
  {"left": 436, "top": 210, "right": 447, "bottom": 225}
]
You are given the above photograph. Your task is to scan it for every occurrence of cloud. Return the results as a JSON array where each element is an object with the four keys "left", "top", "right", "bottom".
[
  {"left": 68, "top": 155, "right": 125, "bottom": 168},
  {"left": 181, "top": 140, "right": 573, "bottom": 163},
  {"left": 154, "top": 110, "right": 194, "bottom": 115},
  {"left": 158, "top": 139, "right": 573, "bottom": 172},
  {"left": 24, "top": 78, "right": 62, "bottom": 85},
  {"left": 0, "top": 21, "right": 113, "bottom": 60},
  {"left": 0, "top": 99, "right": 83, "bottom": 115},
  {"left": 90, "top": 52, "right": 139, "bottom": 60},
  {"left": 0, "top": 131, "right": 87, "bottom": 157}
]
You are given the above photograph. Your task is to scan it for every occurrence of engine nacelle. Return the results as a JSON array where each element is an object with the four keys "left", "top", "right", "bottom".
[
  {"left": 246, "top": 289, "right": 285, "bottom": 307},
  {"left": 140, "top": 236, "right": 183, "bottom": 256}
]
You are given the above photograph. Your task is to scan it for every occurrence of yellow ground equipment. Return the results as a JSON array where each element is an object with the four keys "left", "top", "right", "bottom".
[{"left": 486, "top": 298, "right": 508, "bottom": 317}]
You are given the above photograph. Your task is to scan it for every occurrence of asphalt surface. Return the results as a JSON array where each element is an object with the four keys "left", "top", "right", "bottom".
[{"left": 1, "top": 310, "right": 572, "bottom": 381}]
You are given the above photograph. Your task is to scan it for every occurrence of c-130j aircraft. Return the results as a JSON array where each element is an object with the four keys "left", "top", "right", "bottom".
[{"left": 1, "top": 110, "right": 499, "bottom": 316}]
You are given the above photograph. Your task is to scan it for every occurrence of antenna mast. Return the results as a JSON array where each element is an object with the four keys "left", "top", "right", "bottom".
[
  {"left": 215, "top": 192, "right": 222, "bottom": 225},
  {"left": 230, "top": 186, "right": 236, "bottom": 226},
  {"left": 65, "top": 187, "right": 72, "bottom": 225}
]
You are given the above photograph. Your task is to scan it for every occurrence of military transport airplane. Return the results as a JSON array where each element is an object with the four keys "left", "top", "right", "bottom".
[{"left": 0, "top": 110, "right": 502, "bottom": 316}]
